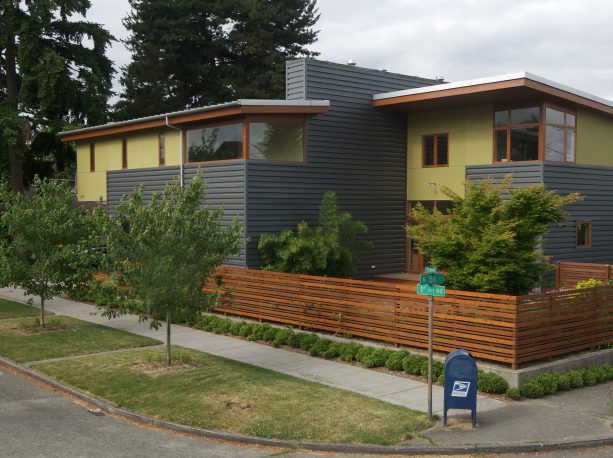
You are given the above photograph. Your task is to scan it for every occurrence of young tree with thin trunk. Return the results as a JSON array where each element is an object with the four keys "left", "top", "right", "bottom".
[
  {"left": 102, "top": 172, "right": 242, "bottom": 366},
  {"left": 0, "top": 177, "right": 105, "bottom": 326}
]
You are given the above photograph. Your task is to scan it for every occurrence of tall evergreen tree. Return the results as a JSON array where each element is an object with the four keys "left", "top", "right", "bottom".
[
  {"left": 0, "top": 0, "right": 114, "bottom": 190},
  {"left": 116, "top": 0, "right": 319, "bottom": 120}
]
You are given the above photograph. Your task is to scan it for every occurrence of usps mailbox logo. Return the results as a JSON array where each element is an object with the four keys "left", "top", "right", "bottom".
[{"left": 451, "top": 381, "right": 470, "bottom": 397}]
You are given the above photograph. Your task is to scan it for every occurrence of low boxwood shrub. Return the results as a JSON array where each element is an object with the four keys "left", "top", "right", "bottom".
[
  {"left": 229, "top": 321, "right": 243, "bottom": 336},
  {"left": 262, "top": 326, "right": 278, "bottom": 344},
  {"left": 437, "top": 373, "right": 444, "bottom": 384},
  {"left": 272, "top": 328, "right": 294, "bottom": 347},
  {"left": 239, "top": 322, "right": 256, "bottom": 338},
  {"left": 403, "top": 354, "right": 426, "bottom": 376},
  {"left": 385, "top": 350, "right": 410, "bottom": 371},
  {"left": 533, "top": 373, "right": 559, "bottom": 396},
  {"left": 309, "top": 339, "right": 331, "bottom": 357},
  {"left": 339, "top": 342, "right": 363, "bottom": 362},
  {"left": 582, "top": 366, "right": 600, "bottom": 386},
  {"left": 567, "top": 370, "right": 584, "bottom": 389},
  {"left": 298, "top": 333, "right": 318, "bottom": 351},
  {"left": 506, "top": 387, "right": 521, "bottom": 400},
  {"left": 419, "top": 360, "right": 444, "bottom": 379},
  {"left": 557, "top": 373, "right": 572, "bottom": 391},
  {"left": 519, "top": 378, "right": 545, "bottom": 398},
  {"left": 322, "top": 342, "right": 344, "bottom": 359},
  {"left": 361, "top": 348, "right": 390, "bottom": 368},
  {"left": 211, "top": 318, "right": 232, "bottom": 334},
  {"left": 477, "top": 371, "right": 508, "bottom": 394}
]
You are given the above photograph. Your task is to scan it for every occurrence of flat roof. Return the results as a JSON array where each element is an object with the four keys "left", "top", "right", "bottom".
[
  {"left": 373, "top": 72, "right": 613, "bottom": 116},
  {"left": 59, "top": 99, "right": 330, "bottom": 142}
]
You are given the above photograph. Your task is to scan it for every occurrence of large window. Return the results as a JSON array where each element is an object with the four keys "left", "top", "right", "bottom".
[
  {"left": 545, "top": 106, "right": 576, "bottom": 162},
  {"left": 422, "top": 134, "right": 449, "bottom": 167},
  {"left": 494, "top": 106, "right": 540, "bottom": 162},
  {"left": 249, "top": 121, "right": 304, "bottom": 161},
  {"left": 187, "top": 123, "right": 243, "bottom": 162}
]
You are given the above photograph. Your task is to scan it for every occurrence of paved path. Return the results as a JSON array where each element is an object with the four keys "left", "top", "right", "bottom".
[{"left": 0, "top": 287, "right": 504, "bottom": 416}]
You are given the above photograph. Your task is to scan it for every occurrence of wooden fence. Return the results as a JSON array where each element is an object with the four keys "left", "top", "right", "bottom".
[
  {"left": 209, "top": 267, "right": 613, "bottom": 369},
  {"left": 557, "top": 261, "right": 613, "bottom": 288}
]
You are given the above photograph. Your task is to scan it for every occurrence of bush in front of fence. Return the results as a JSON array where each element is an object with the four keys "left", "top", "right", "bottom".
[
  {"left": 192, "top": 314, "right": 509, "bottom": 395},
  {"left": 517, "top": 364, "right": 613, "bottom": 399}
]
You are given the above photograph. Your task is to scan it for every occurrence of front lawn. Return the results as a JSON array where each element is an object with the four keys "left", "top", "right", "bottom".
[
  {"left": 0, "top": 316, "right": 160, "bottom": 363},
  {"left": 0, "top": 299, "right": 50, "bottom": 320},
  {"left": 34, "top": 347, "right": 431, "bottom": 444}
]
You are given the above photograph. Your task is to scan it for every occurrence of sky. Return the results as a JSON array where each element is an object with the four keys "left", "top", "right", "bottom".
[{"left": 88, "top": 0, "right": 613, "bottom": 100}]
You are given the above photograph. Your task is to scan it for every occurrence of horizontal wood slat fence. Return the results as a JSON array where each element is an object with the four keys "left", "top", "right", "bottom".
[
  {"left": 209, "top": 267, "right": 613, "bottom": 369},
  {"left": 557, "top": 261, "right": 613, "bottom": 288}
]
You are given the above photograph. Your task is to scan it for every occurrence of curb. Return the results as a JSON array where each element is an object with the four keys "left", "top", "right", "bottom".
[{"left": 2, "top": 357, "right": 613, "bottom": 456}]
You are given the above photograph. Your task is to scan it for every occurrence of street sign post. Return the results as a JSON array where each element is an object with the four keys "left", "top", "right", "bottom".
[{"left": 416, "top": 266, "right": 446, "bottom": 421}]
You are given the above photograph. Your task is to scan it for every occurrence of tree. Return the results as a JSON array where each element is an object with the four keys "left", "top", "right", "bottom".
[
  {"left": 0, "top": 177, "right": 105, "bottom": 327},
  {"left": 103, "top": 172, "right": 242, "bottom": 366},
  {"left": 259, "top": 191, "right": 372, "bottom": 277},
  {"left": 115, "top": 0, "right": 319, "bottom": 120},
  {"left": 407, "top": 178, "right": 582, "bottom": 295},
  {"left": 0, "top": 0, "right": 114, "bottom": 189}
]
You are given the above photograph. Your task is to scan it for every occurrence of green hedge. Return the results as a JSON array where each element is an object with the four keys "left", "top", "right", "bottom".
[
  {"left": 191, "top": 314, "right": 509, "bottom": 395},
  {"left": 517, "top": 364, "right": 613, "bottom": 399}
]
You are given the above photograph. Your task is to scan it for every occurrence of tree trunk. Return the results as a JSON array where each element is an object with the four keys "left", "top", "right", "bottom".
[
  {"left": 166, "top": 310, "right": 171, "bottom": 367},
  {"left": 5, "top": 3, "right": 24, "bottom": 192},
  {"left": 40, "top": 297, "right": 46, "bottom": 328}
]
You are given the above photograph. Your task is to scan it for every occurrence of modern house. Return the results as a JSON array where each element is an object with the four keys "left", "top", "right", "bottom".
[{"left": 59, "top": 59, "right": 613, "bottom": 278}]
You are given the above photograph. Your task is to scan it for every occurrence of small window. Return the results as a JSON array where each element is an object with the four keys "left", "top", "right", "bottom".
[
  {"left": 576, "top": 222, "right": 592, "bottom": 248},
  {"left": 159, "top": 133, "right": 166, "bottom": 165},
  {"left": 89, "top": 143, "right": 95, "bottom": 172},
  {"left": 249, "top": 121, "right": 304, "bottom": 161},
  {"left": 187, "top": 123, "right": 242, "bottom": 162},
  {"left": 121, "top": 139, "right": 128, "bottom": 169},
  {"left": 422, "top": 134, "right": 449, "bottom": 167}
]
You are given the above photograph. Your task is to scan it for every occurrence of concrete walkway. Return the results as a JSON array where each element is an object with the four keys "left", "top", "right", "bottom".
[{"left": 0, "top": 287, "right": 504, "bottom": 416}]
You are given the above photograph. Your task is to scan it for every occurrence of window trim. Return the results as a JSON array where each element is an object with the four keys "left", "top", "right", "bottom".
[
  {"left": 543, "top": 102, "right": 577, "bottom": 163},
  {"left": 421, "top": 133, "right": 449, "bottom": 168},
  {"left": 121, "top": 139, "right": 128, "bottom": 169},
  {"left": 89, "top": 143, "right": 95, "bottom": 172},
  {"left": 493, "top": 104, "right": 543, "bottom": 163},
  {"left": 576, "top": 221, "right": 592, "bottom": 248},
  {"left": 158, "top": 133, "right": 166, "bottom": 166},
  {"left": 246, "top": 115, "right": 307, "bottom": 164},
  {"left": 183, "top": 118, "right": 246, "bottom": 165}
]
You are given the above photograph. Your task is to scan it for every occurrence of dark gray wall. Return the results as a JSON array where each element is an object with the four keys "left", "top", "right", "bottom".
[
  {"left": 466, "top": 162, "right": 613, "bottom": 268},
  {"left": 245, "top": 59, "right": 438, "bottom": 277},
  {"left": 107, "top": 163, "right": 247, "bottom": 267}
]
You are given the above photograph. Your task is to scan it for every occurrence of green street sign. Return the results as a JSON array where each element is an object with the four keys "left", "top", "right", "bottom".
[
  {"left": 417, "top": 284, "right": 446, "bottom": 297},
  {"left": 419, "top": 273, "right": 446, "bottom": 285},
  {"left": 425, "top": 266, "right": 437, "bottom": 273}
]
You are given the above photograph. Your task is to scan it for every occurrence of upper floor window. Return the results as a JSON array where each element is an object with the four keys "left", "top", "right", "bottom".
[
  {"left": 545, "top": 106, "right": 576, "bottom": 162},
  {"left": 89, "top": 143, "right": 95, "bottom": 172},
  {"left": 159, "top": 133, "right": 166, "bottom": 165},
  {"left": 187, "top": 123, "right": 243, "bottom": 163},
  {"left": 121, "top": 139, "right": 128, "bottom": 169},
  {"left": 249, "top": 121, "right": 304, "bottom": 161},
  {"left": 494, "top": 106, "right": 540, "bottom": 162},
  {"left": 422, "top": 134, "right": 448, "bottom": 167}
]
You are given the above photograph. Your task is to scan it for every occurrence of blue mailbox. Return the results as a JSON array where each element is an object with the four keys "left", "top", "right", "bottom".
[{"left": 443, "top": 349, "right": 478, "bottom": 428}]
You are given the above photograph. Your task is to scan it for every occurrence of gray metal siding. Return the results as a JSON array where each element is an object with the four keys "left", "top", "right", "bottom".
[
  {"left": 542, "top": 163, "right": 613, "bottom": 265},
  {"left": 247, "top": 59, "right": 437, "bottom": 277},
  {"left": 107, "top": 163, "right": 247, "bottom": 267},
  {"left": 465, "top": 163, "right": 544, "bottom": 187}
]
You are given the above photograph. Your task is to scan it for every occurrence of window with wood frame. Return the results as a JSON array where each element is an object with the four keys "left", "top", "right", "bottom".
[
  {"left": 544, "top": 106, "right": 576, "bottom": 162},
  {"left": 494, "top": 106, "right": 540, "bottom": 162},
  {"left": 186, "top": 123, "right": 243, "bottom": 163},
  {"left": 576, "top": 221, "right": 592, "bottom": 248},
  {"left": 89, "top": 143, "right": 95, "bottom": 172},
  {"left": 249, "top": 120, "right": 304, "bottom": 162},
  {"left": 158, "top": 133, "right": 166, "bottom": 165},
  {"left": 422, "top": 134, "right": 449, "bottom": 167},
  {"left": 121, "top": 139, "right": 128, "bottom": 169}
]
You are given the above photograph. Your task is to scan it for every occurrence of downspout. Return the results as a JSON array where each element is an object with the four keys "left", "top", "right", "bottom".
[{"left": 165, "top": 117, "right": 183, "bottom": 187}]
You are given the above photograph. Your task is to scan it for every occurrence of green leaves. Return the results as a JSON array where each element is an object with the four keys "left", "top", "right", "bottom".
[
  {"left": 258, "top": 191, "right": 372, "bottom": 277},
  {"left": 407, "top": 177, "right": 582, "bottom": 295}
]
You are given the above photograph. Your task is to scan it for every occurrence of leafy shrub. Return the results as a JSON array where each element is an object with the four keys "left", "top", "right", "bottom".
[
  {"left": 322, "top": 342, "right": 344, "bottom": 359},
  {"left": 582, "top": 366, "right": 601, "bottom": 386},
  {"left": 298, "top": 333, "right": 319, "bottom": 351},
  {"left": 309, "top": 339, "right": 331, "bottom": 357},
  {"left": 355, "top": 346, "right": 373, "bottom": 364},
  {"left": 437, "top": 373, "right": 445, "bottom": 384},
  {"left": 196, "top": 315, "right": 216, "bottom": 331},
  {"left": 567, "top": 370, "right": 585, "bottom": 389},
  {"left": 557, "top": 373, "right": 572, "bottom": 391},
  {"left": 419, "top": 360, "right": 444, "bottom": 379},
  {"left": 602, "top": 364, "right": 613, "bottom": 381},
  {"left": 239, "top": 323, "right": 257, "bottom": 338},
  {"left": 229, "top": 321, "right": 243, "bottom": 336},
  {"left": 262, "top": 326, "right": 278, "bottom": 344},
  {"left": 272, "top": 328, "right": 294, "bottom": 347},
  {"left": 533, "top": 373, "right": 559, "bottom": 396},
  {"left": 403, "top": 354, "right": 426, "bottom": 376},
  {"left": 385, "top": 350, "right": 410, "bottom": 371},
  {"left": 287, "top": 332, "right": 303, "bottom": 349},
  {"left": 361, "top": 348, "right": 390, "bottom": 368},
  {"left": 506, "top": 387, "right": 521, "bottom": 400},
  {"left": 576, "top": 278, "right": 603, "bottom": 289},
  {"left": 477, "top": 371, "right": 509, "bottom": 394},
  {"left": 519, "top": 378, "right": 545, "bottom": 398},
  {"left": 339, "top": 343, "right": 363, "bottom": 362}
]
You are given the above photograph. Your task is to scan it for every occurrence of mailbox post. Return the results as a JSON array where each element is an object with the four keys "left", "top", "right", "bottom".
[{"left": 443, "top": 349, "right": 478, "bottom": 428}]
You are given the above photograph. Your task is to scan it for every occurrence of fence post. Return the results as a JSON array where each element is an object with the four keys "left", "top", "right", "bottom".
[{"left": 556, "top": 262, "right": 561, "bottom": 288}]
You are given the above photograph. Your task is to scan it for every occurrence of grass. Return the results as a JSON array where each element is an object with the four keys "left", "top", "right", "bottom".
[
  {"left": 0, "top": 299, "right": 50, "bottom": 320},
  {"left": 0, "top": 315, "right": 160, "bottom": 363},
  {"left": 34, "top": 347, "right": 432, "bottom": 445}
]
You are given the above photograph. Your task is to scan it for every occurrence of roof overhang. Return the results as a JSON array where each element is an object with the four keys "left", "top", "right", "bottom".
[
  {"left": 59, "top": 99, "right": 330, "bottom": 142},
  {"left": 373, "top": 72, "right": 613, "bottom": 116}
]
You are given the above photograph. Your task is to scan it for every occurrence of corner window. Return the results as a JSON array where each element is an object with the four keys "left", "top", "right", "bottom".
[
  {"left": 494, "top": 107, "right": 539, "bottom": 162},
  {"left": 422, "top": 134, "right": 449, "bottom": 167},
  {"left": 576, "top": 222, "right": 592, "bottom": 248},
  {"left": 159, "top": 133, "right": 166, "bottom": 165},
  {"left": 249, "top": 121, "right": 304, "bottom": 161},
  {"left": 545, "top": 106, "right": 576, "bottom": 162},
  {"left": 89, "top": 143, "right": 95, "bottom": 172},
  {"left": 187, "top": 123, "right": 242, "bottom": 163},
  {"left": 121, "top": 139, "right": 128, "bottom": 169}
]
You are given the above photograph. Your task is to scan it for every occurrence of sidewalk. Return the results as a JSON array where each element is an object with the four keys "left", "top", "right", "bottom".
[{"left": 2, "top": 287, "right": 612, "bottom": 450}]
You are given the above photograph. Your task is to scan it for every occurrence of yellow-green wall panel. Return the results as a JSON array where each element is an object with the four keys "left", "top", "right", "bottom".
[
  {"left": 407, "top": 104, "right": 492, "bottom": 201},
  {"left": 576, "top": 108, "right": 613, "bottom": 166},
  {"left": 76, "top": 171, "right": 106, "bottom": 202}
]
